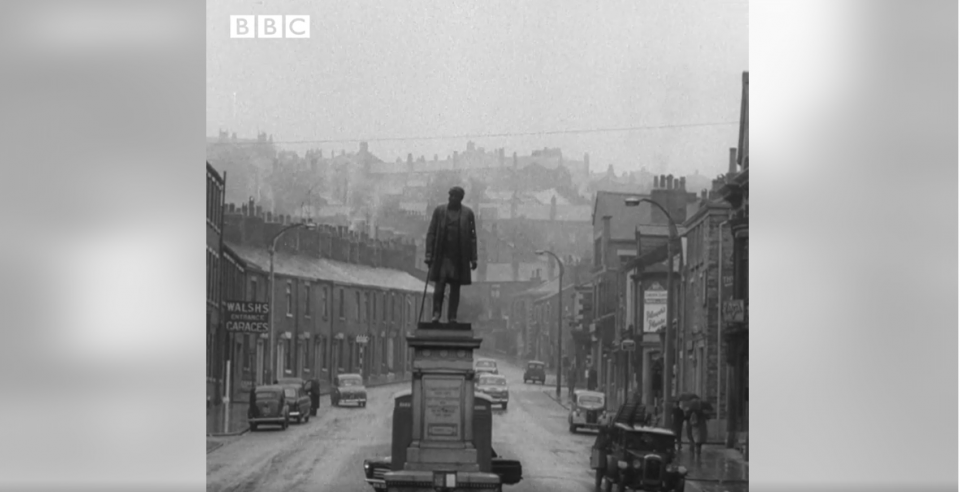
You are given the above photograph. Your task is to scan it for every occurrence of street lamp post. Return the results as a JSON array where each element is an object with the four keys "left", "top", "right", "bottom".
[
  {"left": 268, "top": 222, "right": 314, "bottom": 384},
  {"left": 535, "top": 249, "right": 564, "bottom": 400},
  {"left": 625, "top": 197, "right": 678, "bottom": 429}
]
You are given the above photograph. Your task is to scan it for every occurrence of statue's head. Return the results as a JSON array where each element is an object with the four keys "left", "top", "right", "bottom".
[{"left": 448, "top": 186, "right": 465, "bottom": 207}]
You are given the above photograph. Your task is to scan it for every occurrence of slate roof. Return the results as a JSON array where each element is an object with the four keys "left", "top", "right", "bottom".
[
  {"left": 516, "top": 277, "right": 575, "bottom": 300},
  {"left": 592, "top": 191, "right": 654, "bottom": 241},
  {"left": 226, "top": 242, "right": 432, "bottom": 294},
  {"left": 483, "top": 262, "right": 546, "bottom": 283}
]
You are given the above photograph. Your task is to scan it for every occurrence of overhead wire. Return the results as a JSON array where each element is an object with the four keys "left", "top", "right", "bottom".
[{"left": 208, "top": 121, "right": 739, "bottom": 146}]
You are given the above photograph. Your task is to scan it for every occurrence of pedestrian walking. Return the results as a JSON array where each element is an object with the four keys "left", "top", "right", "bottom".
[
  {"left": 567, "top": 365, "right": 576, "bottom": 400},
  {"left": 670, "top": 401, "right": 685, "bottom": 451},
  {"left": 687, "top": 402, "right": 708, "bottom": 458}
]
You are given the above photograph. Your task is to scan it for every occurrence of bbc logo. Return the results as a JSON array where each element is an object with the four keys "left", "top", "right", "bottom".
[{"left": 230, "top": 15, "right": 310, "bottom": 39}]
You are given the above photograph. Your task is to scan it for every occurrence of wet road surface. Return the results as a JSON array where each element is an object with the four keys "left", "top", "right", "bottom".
[{"left": 207, "top": 355, "right": 745, "bottom": 492}]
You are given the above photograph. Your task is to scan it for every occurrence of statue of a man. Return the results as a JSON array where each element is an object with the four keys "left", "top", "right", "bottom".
[{"left": 424, "top": 186, "right": 478, "bottom": 323}]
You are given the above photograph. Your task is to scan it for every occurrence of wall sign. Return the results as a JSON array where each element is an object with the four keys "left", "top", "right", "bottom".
[
  {"left": 422, "top": 376, "right": 463, "bottom": 441},
  {"left": 643, "top": 288, "right": 667, "bottom": 333}
]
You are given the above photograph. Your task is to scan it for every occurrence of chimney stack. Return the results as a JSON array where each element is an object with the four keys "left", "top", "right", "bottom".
[
  {"left": 679, "top": 177, "right": 686, "bottom": 190},
  {"left": 584, "top": 153, "right": 590, "bottom": 170},
  {"left": 729, "top": 147, "right": 738, "bottom": 175}
]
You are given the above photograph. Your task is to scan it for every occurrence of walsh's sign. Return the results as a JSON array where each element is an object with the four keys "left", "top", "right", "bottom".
[
  {"left": 643, "top": 287, "right": 668, "bottom": 333},
  {"left": 225, "top": 301, "right": 270, "bottom": 333}
]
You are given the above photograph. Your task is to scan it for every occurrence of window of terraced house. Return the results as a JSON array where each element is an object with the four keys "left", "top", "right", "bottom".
[
  {"left": 363, "top": 292, "right": 369, "bottom": 321},
  {"left": 372, "top": 293, "right": 377, "bottom": 321},
  {"left": 321, "top": 287, "right": 328, "bottom": 320},
  {"left": 286, "top": 281, "right": 293, "bottom": 316},
  {"left": 305, "top": 283, "right": 312, "bottom": 317},
  {"left": 339, "top": 289, "right": 345, "bottom": 320},
  {"left": 355, "top": 291, "right": 361, "bottom": 320}
]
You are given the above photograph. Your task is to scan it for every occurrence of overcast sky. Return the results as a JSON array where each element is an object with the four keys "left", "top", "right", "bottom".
[{"left": 207, "top": 0, "right": 748, "bottom": 176}]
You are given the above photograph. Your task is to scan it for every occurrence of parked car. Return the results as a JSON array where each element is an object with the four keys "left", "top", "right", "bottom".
[
  {"left": 331, "top": 373, "right": 367, "bottom": 407},
  {"left": 282, "top": 385, "right": 312, "bottom": 423},
  {"left": 476, "top": 374, "right": 509, "bottom": 409},
  {"left": 247, "top": 385, "right": 290, "bottom": 431},
  {"left": 569, "top": 390, "right": 608, "bottom": 433},
  {"left": 522, "top": 360, "right": 546, "bottom": 384},
  {"left": 278, "top": 377, "right": 321, "bottom": 416},
  {"left": 591, "top": 396, "right": 687, "bottom": 491},
  {"left": 474, "top": 358, "right": 499, "bottom": 375}
]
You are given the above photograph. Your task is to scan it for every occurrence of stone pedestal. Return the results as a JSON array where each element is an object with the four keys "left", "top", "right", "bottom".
[{"left": 385, "top": 322, "right": 500, "bottom": 491}]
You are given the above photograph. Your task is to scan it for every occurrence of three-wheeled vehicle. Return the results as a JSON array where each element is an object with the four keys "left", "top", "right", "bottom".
[
  {"left": 522, "top": 360, "right": 546, "bottom": 384},
  {"left": 591, "top": 395, "right": 687, "bottom": 492},
  {"left": 569, "top": 389, "right": 608, "bottom": 432},
  {"left": 247, "top": 384, "right": 290, "bottom": 431}
]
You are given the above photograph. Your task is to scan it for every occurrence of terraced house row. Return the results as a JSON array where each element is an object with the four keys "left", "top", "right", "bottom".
[{"left": 206, "top": 183, "right": 433, "bottom": 433}]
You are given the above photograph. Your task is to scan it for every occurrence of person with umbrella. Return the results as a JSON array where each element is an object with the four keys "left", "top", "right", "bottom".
[
  {"left": 683, "top": 396, "right": 708, "bottom": 458},
  {"left": 670, "top": 400, "right": 686, "bottom": 451},
  {"left": 677, "top": 394, "right": 699, "bottom": 453}
]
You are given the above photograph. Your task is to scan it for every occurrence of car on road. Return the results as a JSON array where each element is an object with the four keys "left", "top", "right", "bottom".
[
  {"left": 247, "top": 385, "right": 290, "bottom": 431},
  {"left": 591, "top": 395, "right": 687, "bottom": 491},
  {"left": 476, "top": 374, "right": 509, "bottom": 409},
  {"left": 569, "top": 390, "right": 608, "bottom": 433},
  {"left": 592, "top": 423, "right": 686, "bottom": 491},
  {"left": 277, "top": 377, "right": 321, "bottom": 416},
  {"left": 474, "top": 358, "right": 499, "bottom": 375},
  {"left": 522, "top": 360, "right": 546, "bottom": 384},
  {"left": 282, "top": 386, "right": 312, "bottom": 424},
  {"left": 363, "top": 448, "right": 522, "bottom": 491},
  {"left": 331, "top": 373, "right": 367, "bottom": 407}
]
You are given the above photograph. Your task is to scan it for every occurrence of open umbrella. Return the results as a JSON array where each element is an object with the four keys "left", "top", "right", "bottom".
[{"left": 677, "top": 393, "right": 700, "bottom": 402}]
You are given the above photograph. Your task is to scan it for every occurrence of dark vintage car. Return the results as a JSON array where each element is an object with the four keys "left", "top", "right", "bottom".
[
  {"left": 362, "top": 390, "right": 522, "bottom": 490},
  {"left": 278, "top": 377, "right": 322, "bottom": 416},
  {"left": 591, "top": 396, "right": 687, "bottom": 491},
  {"left": 281, "top": 385, "right": 312, "bottom": 423},
  {"left": 247, "top": 385, "right": 290, "bottom": 431},
  {"left": 331, "top": 373, "right": 367, "bottom": 407},
  {"left": 522, "top": 360, "right": 546, "bottom": 384},
  {"left": 363, "top": 448, "right": 522, "bottom": 491}
]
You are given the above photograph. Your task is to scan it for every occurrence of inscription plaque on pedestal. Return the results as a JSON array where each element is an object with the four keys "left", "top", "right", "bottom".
[{"left": 422, "top": 375, "right": 463, "bottom": 441}]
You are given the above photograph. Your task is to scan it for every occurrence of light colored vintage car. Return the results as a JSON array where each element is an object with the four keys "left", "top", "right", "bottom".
[
  {"left": 476, "top": 373, "right": 509, "bottom": 409},
  {"left": 474, "top": 358, "right": 499, "bottom": 375},
  {"left": 568, "top": 390, "right": 608, "bottom": 433}
]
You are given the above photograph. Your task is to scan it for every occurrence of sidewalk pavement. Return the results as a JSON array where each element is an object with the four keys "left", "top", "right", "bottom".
[{"left": 541, "top": 389, "right": 748, "bottom": 492}]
